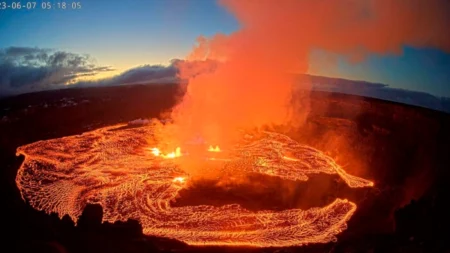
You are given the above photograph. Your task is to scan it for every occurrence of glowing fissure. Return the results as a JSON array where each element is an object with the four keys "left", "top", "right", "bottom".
[
  {"left": 148, "top": 147, "right": 182, "bottom": 159},
  {"left": 16, "top": 123, "right": 372, "bottom": 247},
  {"left": 208, "top": 145, "right": 221, "bottom": 152}
]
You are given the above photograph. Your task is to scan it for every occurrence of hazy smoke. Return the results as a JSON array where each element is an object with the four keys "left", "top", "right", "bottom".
[{"left": 162, "top": 0, "right": 450, "bottom": 147}]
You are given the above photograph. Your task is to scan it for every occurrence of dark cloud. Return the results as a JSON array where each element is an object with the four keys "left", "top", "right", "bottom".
[
  {"left": 76, "top": 63, "right": 179, "bottom": 88},
  {"left": 0, "top": 47, "right": 218, "bottom": 96},
  {"left": 0, "top": 47, "right": 114, "bottom": 96},
  {"left": 76, "top": 58, "right": 219, "bottom": 88}
]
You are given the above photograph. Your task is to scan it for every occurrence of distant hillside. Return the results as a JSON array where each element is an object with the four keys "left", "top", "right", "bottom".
[
  {"left": 297, "top": 74, "right": 450, "bottom": 113},
  {"left": 1, "top": 74, "right": 449, "bottom": 114}
]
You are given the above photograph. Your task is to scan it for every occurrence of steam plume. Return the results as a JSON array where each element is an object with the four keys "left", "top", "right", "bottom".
[{"left": 163, "top": 0, "right": 450, "bottom": 149}]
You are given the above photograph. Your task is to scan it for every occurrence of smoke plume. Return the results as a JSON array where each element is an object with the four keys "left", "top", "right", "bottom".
[{"left": 161, "top": 0, "right": 450, "bottom": 150}]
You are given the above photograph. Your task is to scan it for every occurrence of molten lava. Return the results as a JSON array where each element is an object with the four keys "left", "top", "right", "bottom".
[
  {"left": 16, "top": 123, "right": 372, "bottom": 247},
  {"left": 208, "top": 145, "right": 221, "bottom": 152},
  {"left": 172, "top": 176, "right": 186, "bottom": 184},
  {"left": 148, "top": 147, "right": 182, "bottom": 159}
]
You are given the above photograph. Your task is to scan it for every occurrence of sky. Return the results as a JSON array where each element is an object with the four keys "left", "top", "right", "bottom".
[
  {"left": 0, "top": 0, "right": 449, "bottom": 97},
  {"left": 0, "top": 0, "right": 239, "bottom": 75}
]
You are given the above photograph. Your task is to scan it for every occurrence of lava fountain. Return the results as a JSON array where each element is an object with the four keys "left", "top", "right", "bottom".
[{"left": 16, "top": 123, "right": 373, "bottom": 247}]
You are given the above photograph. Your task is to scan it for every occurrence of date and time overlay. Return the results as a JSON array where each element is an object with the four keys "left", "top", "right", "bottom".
[{"left": 1, "top": 1, "right": 81, "bottom": 10}]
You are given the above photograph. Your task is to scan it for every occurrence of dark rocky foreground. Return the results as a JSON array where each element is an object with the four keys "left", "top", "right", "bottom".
[{"left": 1, "top": 84, "right": 449, "bottom": 253}]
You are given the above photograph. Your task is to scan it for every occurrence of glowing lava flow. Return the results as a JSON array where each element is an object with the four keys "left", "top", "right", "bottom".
[
  {"left": 148, "top": 147, "right": 182, "bottom": 159},
  {"left": 15, "top": 124, "right": 373, "bottom": 247},
  {"left": 208, "top": 145, "right": 221, "bottom": 152}
]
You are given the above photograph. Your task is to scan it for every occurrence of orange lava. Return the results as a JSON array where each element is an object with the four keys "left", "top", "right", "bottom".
[
  {"left": 147, "top": 147, "right": 182, "bottom": 159},
  {"left": 208, "top": 145, "right": 221, "bottom": 152},
  {"left": 16, "top": 123, "right": 373, "bottom": 247}
]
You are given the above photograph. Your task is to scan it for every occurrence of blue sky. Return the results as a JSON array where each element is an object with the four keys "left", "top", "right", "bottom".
[
  {"left": 310, "top": 47, "right": 450, "bottom": 97},
  {"left": 1, "top": 0, "right": 449, "bottom": 97},
  {"left": 0, "top": 0, "right": 239, "bottom": 69}
]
